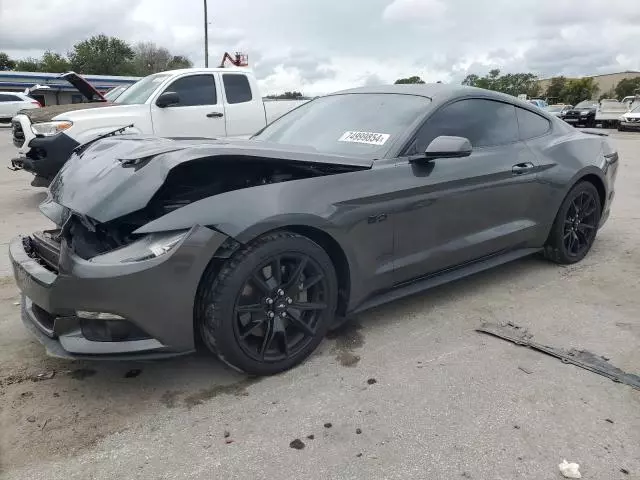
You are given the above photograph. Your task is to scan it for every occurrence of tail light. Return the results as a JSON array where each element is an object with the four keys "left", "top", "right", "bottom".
[{"left": 31, "top": 100, "right": 42, "bottom": 107}]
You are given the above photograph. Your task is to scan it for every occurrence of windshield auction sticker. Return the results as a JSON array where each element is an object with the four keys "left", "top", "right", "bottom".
[{"left": 339, "top": 131, "right": 390, "bottom": 145}]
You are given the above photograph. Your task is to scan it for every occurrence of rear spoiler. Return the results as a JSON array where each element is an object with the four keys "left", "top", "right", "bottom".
[{"left": 578, "top": 128, "right": 608, "bottom": 137}]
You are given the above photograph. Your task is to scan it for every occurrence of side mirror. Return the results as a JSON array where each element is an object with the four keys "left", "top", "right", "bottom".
[
  {"left": 156, "top": 91, "right": 180, "bottom": 108},
  {"left": 423, "top": 135, "right": 472, "bottom": 160}
]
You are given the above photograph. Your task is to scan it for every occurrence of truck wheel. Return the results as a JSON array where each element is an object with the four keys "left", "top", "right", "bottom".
[
  {"left": 198, "top": 231, "right": 338, "bottom": 375},
  {"left": 544, "top": 182, "right": 601, "bottom": 265}
]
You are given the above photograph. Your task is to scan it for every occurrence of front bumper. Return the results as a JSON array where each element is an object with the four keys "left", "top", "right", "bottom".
[
  {"left": 9, "top": 132, "right": 80, "bottom": 180},
  {"left": 620, "top": 121, "right": 640, "bottom": 130},
  {"left": 10, "top": 226, "right": 229, "bottom": 359}
]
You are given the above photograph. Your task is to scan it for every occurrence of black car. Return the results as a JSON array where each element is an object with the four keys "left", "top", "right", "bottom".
[
  {"left": 563, "top": 100, "right": 598, "bottom": 127},
  {"left": 10, "top": 84, "right": 619, "bottom": 375}
]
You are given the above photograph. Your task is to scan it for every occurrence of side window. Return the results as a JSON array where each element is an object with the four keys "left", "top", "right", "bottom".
[
  {"left": 413, "top": 99, "right": 518, "bottom": 153},
  {"left": 0, "top": 94, "right": 20, "bottom": 102},
  {"left": 223, "top": 74, "right": 253, "bottom": 104},
  {"left": 516, "top": 107, "right": 551, "bottom": 140},
  {"left": 0, "top": 96, "right": 8, "bottom": 103},
  {"left": 164, "top": 74, "right": 216, "bottom": 106}
]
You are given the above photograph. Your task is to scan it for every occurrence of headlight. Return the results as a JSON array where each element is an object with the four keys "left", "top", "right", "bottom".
[
  {"left": 89, "top": 230, "right": 188, "bottom": 264},
  {"left": 31, "top": 120, "right": 73, "bottom": 136}
]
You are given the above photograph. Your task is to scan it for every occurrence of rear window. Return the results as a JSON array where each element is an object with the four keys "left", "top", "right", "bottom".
[
  {"left": 516, "top": 107, "right": 551, "bottom": 140},
  {"left": 0, "top": 94, "right": 21, "bottom": 102},
  {"left": 253, "top": 93, "right": 431, "bottom": 158},
  {"left": 223, "top": 74, "right": 253, "bottom": 104}
]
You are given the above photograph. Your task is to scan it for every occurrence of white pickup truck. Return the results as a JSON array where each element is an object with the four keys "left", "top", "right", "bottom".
[
  {"left": 595, "top": 99, "right": 629, "bottom": 127},
  {"left": 10, "top": 69, "right": 307, "bottom": 186}
]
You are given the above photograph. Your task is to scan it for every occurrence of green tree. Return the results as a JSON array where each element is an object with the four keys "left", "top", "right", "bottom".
[
  {"left": 614, "top": 77, "right": 640, "bottom": 99},
  {"left": 14, "top": 58, "right": 41, "bottom": 72},
  {"left": 166, "top": 55, "right": 193, "bottom": 70},
  {"left": 461, "top": 69, "right": 540, "bottom": 97},
  {"left": 131, "top": 42, "right": 172, "bottom": 76},
  {"left": 544, "top": 76, "right": 567, "bottom": 102},
  {"left": 266, "top": 91, "right": 305, "bottom": 100},
  {"left": 68, "top": 35, "right": 134, "bottom": 75},
  {"left": 395, "top": 76, "right": 426, "bottom": 84},
  {"left": 560, "top": 78, "right": 599, "bottom": 105},
  {"left": 40, "top": 51, "right": 70, "bottom": 73},
  {"left": 0, "top": 52, "right": 15, "bottom": 71}
]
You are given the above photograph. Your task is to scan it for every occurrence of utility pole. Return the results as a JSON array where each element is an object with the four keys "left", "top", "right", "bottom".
[{"left": 204, "top": 0, "right": 209, "bottom": 67}]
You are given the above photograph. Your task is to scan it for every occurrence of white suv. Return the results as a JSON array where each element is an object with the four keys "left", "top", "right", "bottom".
[{"left": 0, "top": 92, "right": 40, "bottom": 123}]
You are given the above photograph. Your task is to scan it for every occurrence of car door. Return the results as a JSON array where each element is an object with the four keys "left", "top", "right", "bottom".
[
  {"left": 391, "top": 98, "right": 542, "bottom": 284},
  {"left": 219, "top": 73, "right": 266, "bottom": 137},
  {"left": 150, "top": 73, "right": 226, "bottom": 138}
]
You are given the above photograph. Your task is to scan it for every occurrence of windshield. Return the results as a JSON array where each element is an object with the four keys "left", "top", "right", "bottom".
[
  {"left": 632, "top": 104, "right": 640, "bottom": 113},
  {"left": 546, "top": 105, "right": 563, "bottom": 112},
  {"left": 575, "top": 101, "right": 596, "bottom": 108},
  {"left": 114, "top": 73, "right": 171, "bottom": 105},
  {"left": 104, "top": 86, "right": 127, "bottom": 101},
  {"left": 253, "top": 93, "right": 431, "bottom": 158}
]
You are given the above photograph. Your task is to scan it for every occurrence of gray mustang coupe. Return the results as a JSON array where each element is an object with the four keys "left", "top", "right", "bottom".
[{"left": 10, "top": 84, "right": 619, "bottom": 375}]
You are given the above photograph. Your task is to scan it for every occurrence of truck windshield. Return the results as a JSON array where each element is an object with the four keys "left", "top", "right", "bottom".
[
  {"left": 114, "top": 73, "right": 171, "bottom": 105},
  {"left": 253, "top": 93, "right": 431, "bottom": 158}
]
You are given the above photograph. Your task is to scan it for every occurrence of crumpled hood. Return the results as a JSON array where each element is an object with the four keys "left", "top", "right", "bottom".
[
  {"left": 19, "top": 102, "right": 112, "bottom": 123},
  {"left": 48, "top": 135, "right": 372, "bottom": 223}
]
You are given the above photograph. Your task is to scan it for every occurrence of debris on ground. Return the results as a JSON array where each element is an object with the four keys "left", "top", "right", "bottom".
[
  {"left": 356, "top": 428, "right": 362, "bottom": 434},
  {"left": 289, "top": 439, "right": 305, "bottom": 450},
  {"left": 558, "top": 459, "right": 582, "bottom": 479},
  {"left": 224, "top": 439, "right": 234, "bottom": 445},
  {"left": 605, "top": 418, "right": 614, "bottom": 424},
  {"left": 306, "top": 434, "right": 314, "bottom": 440},
  {"left": 477, "top": 322, "right": 640, "bottom": 389},
  {"left": 124, "top": 369, "right": 142, "bottom": 378},
  {"left": 620, "top": 468, "right": 629, "bottom": 475},
  {"left": 367, "top": 378, "right": 377, "bottom": 385},
  {"left": 33, "top": 371, "right": 55, "bottom": 381},
  {"left": 356, "top": 453, "right": 362, "bottom": 458},
  {"left": 26, "top": 416, "right": 35, "bottom": 423},
  {"left": 324, "top": 422, "right": 332, "bottom": 428},
  {"left": 518, "top": 366, "right": 533, "bottom": 374}
]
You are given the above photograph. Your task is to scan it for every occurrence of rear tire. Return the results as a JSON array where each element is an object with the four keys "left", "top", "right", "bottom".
[
  {"left": 544, "top": 182, "right": 601, "bottom": 265},
  {"left": 198, "top": 231, "right": 338, "bottom": 375}
]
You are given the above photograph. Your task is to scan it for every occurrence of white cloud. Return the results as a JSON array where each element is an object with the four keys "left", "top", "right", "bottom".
[{"left": 383, "top": 0, "right": 446, "bottom": 21}]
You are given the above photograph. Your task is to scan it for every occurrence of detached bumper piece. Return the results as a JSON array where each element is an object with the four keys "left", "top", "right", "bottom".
[
  {"left": 9, "top": 226, "right": 229, "bottom": 360},
  {"left": 477, "top": 322, "right": 640, "bottom": 390}
]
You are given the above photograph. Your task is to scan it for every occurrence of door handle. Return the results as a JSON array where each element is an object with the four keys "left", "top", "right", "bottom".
[
  {"left": 206, "top": 112, "right": 224, "bottom": 118},
  {"left": 512, "top": 162, "right": 534, "bottom": 175}
]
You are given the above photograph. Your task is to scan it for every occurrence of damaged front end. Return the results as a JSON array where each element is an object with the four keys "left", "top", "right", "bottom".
[{"left": 11, "top": 135, "right": 369, "bottom": 359}]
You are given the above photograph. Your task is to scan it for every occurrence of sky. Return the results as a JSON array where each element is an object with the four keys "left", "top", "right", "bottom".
[{"left": 1, "top": 0, "right": 639, "bottom": 95}]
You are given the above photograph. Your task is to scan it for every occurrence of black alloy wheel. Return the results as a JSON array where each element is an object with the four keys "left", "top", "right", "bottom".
[
  {"left": 544, "top": 181, "right": 602, "bottom": 265},
  {"left": 233, "top": 253, "right": 329, "bottom": 362},
  {"left": 198, "top": 231, "right": 338, "bottom": 375},
  {"left": 562, "top": 190, "right": 598, "bottom": 258}
]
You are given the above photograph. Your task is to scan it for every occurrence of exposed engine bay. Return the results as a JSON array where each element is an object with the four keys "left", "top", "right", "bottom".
[{"left": 62, "top": 156, "right": 360, "bottom": 260}]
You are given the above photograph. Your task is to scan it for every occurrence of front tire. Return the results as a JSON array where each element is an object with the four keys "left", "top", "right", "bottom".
[
  {"left": 198, "top": 231, "right": 338, "bottom": 375},
  {"left": 544, "top": 182, "right": 601, "bottom": 265}
]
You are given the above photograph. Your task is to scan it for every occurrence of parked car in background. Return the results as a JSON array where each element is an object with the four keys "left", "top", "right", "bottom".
[
  {"left": 0, "top": 92, "right": 40, "bottom": 124},
  {"left": 528, "top": 99, "right": 548, "bottom": 108},
  {"left": 10, "top": 84, "right": 618, "bottom": 375},
  {"left": 562, "top": 100, "right": 598, "bottom": 127},
  {"left": 618, "top": 104, "right": 640, "bottom": 131},
  {"left": 544, "top": 104, "right": 572, "bottom": 118},
  {"left": 10, "top": 68, "right": 308, "bottom": 187},
  {"left": 596, "top": 99, "right": 628, "bottom": 128}
]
